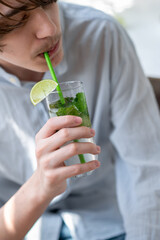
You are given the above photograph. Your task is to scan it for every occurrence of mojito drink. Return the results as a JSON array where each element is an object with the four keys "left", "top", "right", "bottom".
[{"left": 46, "top": 81, "right": 97, "bottom": 177}]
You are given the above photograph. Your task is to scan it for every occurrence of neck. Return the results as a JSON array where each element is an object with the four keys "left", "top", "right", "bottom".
[{"left": 0, "top": 61, "right": 44, "bottom": 82}]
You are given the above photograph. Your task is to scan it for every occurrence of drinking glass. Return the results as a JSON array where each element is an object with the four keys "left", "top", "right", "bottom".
[{"left": 46, "top": 81, "right": 98, "bottom": 177}]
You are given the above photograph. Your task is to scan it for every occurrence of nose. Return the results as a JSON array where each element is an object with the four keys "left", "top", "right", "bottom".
[{"left": 32, "top": 8, "right": 57, "bottom": 39}]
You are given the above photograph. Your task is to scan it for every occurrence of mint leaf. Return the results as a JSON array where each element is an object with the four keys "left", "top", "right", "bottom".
[
  {"left": 49, "top": 97, "right": 74, "bottom": 109},
  {"left": 49, "top": 93, "right": 91, "bottom": 127},
  {"left": 74, "top": 92, "right": 88, "bottom": 114},
  {"left": 56, "top": 105, "right": 81, "bottom": 117}
]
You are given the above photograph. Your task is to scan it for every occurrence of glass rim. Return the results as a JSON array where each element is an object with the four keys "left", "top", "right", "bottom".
[{"left": 49, "top": 80, "right": 84, "bottom": 94}]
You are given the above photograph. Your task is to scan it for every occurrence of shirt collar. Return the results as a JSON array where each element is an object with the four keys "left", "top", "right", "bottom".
[{"left": 0, "top": 67, "right": 21, "bottom": 87}]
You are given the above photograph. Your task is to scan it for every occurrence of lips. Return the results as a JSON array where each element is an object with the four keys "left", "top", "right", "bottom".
[{"left": 38, "top": 40, "right": 60, "bottom": 58}]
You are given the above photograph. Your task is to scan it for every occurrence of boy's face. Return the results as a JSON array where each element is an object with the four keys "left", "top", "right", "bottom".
[{"left": 0, "top": 1, "right": 63, "bottom": 72}]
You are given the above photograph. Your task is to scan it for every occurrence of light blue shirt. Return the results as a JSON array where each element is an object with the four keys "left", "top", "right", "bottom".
[{"left": 0, "top": 2, "right": 160, "bottom": 240}]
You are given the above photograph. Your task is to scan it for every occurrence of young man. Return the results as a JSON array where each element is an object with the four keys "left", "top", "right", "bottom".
[{"left": 0, "top": 0, "right": 160, "bottom": 240}]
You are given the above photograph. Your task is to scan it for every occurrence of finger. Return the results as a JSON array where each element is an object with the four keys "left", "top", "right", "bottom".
[
  {"left": 38, "top": 127, "right": 95, "bottom": 155},
  {"left": 52, "top": 160, "right": 101, "bottom": 180},
  {"left": 36, "top": 116, "right": 82, "bottom": 141},
  {"left": 45, "top": 142, "right": 101, "bottom": 167}
]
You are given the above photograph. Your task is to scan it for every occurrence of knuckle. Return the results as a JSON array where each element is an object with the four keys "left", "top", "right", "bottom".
[
  {"left": 61, "top": 128, "right": 70, "bottom": 139},
  {"left": 80, "top": 126, "right": 91, "bottom": 137},
  {"left": 35, "top": 143, "right": 44, "bottom": 159},
  {"left": 35, "top": 147, "right": 40, "bottom": 159},
  {"left": 45, "top": 171, "right": 57, "bottom": 184},
  {"left": 84, "top": 126, "right": 90, "bottom": 134},
  {"left": 71, "top": 162, "right": 95, "bottom": 176},
  {"left": 47, "top": 118, "right": 53, "bottom": 128},
  {"left": 50, "top": 173, "right": 58, "bottom": 184},
  {"left": 69, "top": 143, "right": 78, "bottom": 155},
  {"left": 88, "top": 142, "right": 96, "bottom": 152},
  {"left": 40, "top": 157, "right": 49, "bottom": 170},
  {"left": 71, "top": 165, "right": 80, "bottom": 176},
  {"left": 82, "top": 126, "right": 87, "bottom": 131},
  {"left": 35, "top": 132, "right": 40, "bottom": 143},
  {"left": 36, "top": 154, "right": 45, "bottom": 167}
]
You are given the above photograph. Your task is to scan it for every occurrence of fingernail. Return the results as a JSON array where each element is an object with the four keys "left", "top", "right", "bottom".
[
  {"left": 75, "top": 117, "right": 82, "bottom": 124},
  {"left": 90, "top": 129, "right": 95, "bottom": 136},
  {"left": 96, "top": 146, "right": 101, "bottom": 152}
]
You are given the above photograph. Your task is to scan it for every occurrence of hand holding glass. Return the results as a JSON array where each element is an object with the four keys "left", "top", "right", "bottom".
[{"left": 46, "top": 81, "right": 99, "bottom": 177}]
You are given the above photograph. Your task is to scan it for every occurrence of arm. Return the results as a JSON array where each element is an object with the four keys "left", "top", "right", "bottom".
[
  {"left": 109, "top": 22, "right": 160, "bottom": 239},
  {"left": 0, "top": 115, "right": 100, "bottom": 240}
]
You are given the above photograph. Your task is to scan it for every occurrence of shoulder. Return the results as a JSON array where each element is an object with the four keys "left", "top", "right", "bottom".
[
  {"left": 59, "top": 2, "right": 111, "bottom": 21},
  {"left": 59, "top": 2, "right": 133, "bottom": 49},
  {"left": 59, "top": 2, "right": 120, "bottom": 31}
]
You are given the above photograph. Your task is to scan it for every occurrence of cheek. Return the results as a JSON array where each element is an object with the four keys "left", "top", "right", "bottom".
[
  {"left": 49, "top": 6, "right": 61, "bottom": 30},
  {"left": 2, "top": 34, "right": 31, "bottom": 59},
  {"left": 0, "top": 43, "right": 31, "bottom": 67},
  {"left": 4, "top": 46, "right": 27, "bottom": 61}
]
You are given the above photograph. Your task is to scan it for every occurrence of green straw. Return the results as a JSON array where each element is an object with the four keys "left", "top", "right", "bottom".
[
  {"left": 44, "top": 52, "right": 65, "bottom": 105},
  {"left": 44, "top": 52, "right": 86, "bottom": 165}
]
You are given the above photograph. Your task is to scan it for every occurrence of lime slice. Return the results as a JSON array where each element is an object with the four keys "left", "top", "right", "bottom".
[{"left": 30, "top": 79, "right": 58, "bottom": 106}]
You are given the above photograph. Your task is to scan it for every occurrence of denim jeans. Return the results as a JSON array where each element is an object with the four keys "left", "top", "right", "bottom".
[{"left": 59, "top": 221, "right": 125, "bottom": 240}]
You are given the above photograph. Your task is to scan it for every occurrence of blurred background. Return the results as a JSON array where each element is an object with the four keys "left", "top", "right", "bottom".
[{"left": 60, "top": 0, "right": 160, "bottom": 81}]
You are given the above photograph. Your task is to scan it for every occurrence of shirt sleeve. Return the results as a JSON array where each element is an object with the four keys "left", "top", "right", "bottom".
[{"left": 109, "top": 21, "right": 160, "bottom": 240}]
